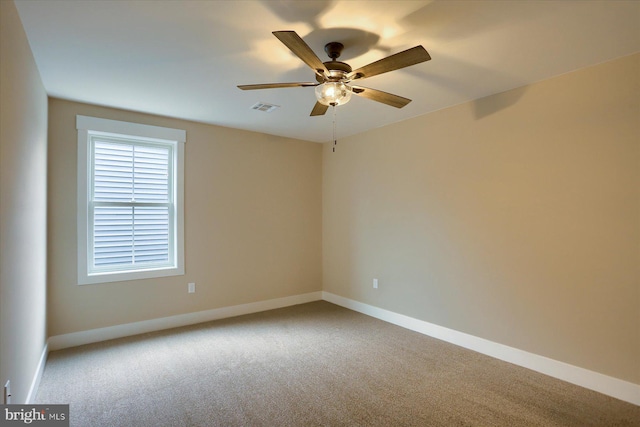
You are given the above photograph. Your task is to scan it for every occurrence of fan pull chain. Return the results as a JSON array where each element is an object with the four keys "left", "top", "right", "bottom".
[{"left": 332, "top": 104, "right": 337, "bottom": 152}]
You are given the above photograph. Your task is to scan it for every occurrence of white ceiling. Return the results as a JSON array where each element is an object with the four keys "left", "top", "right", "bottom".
[{"left": 14, "top": 0, "right": 640, "bottom": 143}]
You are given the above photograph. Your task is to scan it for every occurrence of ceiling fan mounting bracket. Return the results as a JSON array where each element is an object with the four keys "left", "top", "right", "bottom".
[{"left": 324, "top": 42, "right": 344, "bottom": 60}]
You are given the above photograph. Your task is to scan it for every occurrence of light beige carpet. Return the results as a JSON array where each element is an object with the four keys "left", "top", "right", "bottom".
[{"left": 36, "top": 301, "right": 639, "bottom": 426}]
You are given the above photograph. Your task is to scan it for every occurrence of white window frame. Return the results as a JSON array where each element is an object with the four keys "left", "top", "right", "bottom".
[{"left": 77, "top": 115, "right": 185, "bottom": 285}]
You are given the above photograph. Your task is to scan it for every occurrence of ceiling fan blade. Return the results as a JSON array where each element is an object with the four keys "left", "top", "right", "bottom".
[
  {"left": 348, "top": 46, "right": 431, "bottom": 80},
  {"left": 273, "top": 31, "right": 329, "bottom": 76},
  {"left": 238, "top": 82, "right": 318, "bottom": 90},
  {"left": 310, "top": 102, "right": 329, "bottom": 116},
  {"left": 351, "top": 86, "right": 412, "bottom": 108}
]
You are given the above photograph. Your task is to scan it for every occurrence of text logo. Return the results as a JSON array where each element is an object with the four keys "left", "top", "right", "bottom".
[{"left": 0, "top": 405, "right": 69, "bottom": 426}]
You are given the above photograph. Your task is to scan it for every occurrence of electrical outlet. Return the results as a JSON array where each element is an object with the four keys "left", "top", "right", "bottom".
[
  {"left": 373, "top": 278, "right": 378, "bottom": 289},
  {"left": 4, "top": 380, "right": 10, "bottom": 404},
  {"left": 188, "top": 282, "right": 196, "bottom": 293}
]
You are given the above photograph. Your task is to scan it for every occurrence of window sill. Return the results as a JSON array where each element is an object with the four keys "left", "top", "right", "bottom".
[{"left": 78, "top": 266, "right": 184, "bottom": 285}]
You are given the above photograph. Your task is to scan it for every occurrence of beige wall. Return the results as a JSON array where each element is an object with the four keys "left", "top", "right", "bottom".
[
  {"left": 7, "top": 1, "right": 637, "bottom": 395},
  {"left": 0, "top": 0, "right": 49, "bottom": 403},
  {"left": 48, "top": 99, "right": 322, "bottom": 336},
  {"left": 323, "top": 54, "right": 639, "bottom": 384}
]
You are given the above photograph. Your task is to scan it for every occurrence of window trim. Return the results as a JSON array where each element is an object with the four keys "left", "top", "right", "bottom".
[{"left": 77, "top": 115, "right": 185, "bottom": 285}]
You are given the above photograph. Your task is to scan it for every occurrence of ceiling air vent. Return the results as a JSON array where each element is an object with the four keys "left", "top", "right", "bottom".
[{"left": 251, "top": 102, "right": 280, "bottom": 113}]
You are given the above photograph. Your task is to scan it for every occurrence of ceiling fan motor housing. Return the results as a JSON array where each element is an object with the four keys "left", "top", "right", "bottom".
[
  {"left": 315, "top": 41, "right": 353, "bottom": 83},
  {"left": 316, "top": 62, "right": 352, "bottom": 83}
]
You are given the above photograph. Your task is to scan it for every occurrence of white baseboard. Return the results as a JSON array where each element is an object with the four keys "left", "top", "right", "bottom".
[
  {"left": 25, "top": 343, "right": 48, "bottom": 404},
  {"left": 322, "top": 291, "right": 640, "bottom": 406},
  {"left": 43, "top": 290, "right": 639, "bottom": 406},
  {"left": 48, "top": 291, "right": 322, "bottom": 351}
]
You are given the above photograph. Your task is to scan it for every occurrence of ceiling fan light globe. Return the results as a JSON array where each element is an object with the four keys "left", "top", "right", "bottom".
[{"left": 315, "top": 82, "right": 352, "bottom": 106}]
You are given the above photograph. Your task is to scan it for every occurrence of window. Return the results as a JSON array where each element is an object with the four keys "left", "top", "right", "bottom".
[{"left": 77, "top": 115, "right": 185, "bottom": 285}]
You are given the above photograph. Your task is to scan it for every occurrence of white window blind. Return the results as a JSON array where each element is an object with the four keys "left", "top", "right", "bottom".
[
  {"left": 77, "top": 115, "right": 185, "bottom": 285},
  {"left": 91, "top": 138, "right": 173, "bottom": 271}
]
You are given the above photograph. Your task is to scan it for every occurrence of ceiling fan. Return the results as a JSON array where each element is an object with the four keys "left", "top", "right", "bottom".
[{"left": 238, "top": 31, "right": 431, "bottom": 116}]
